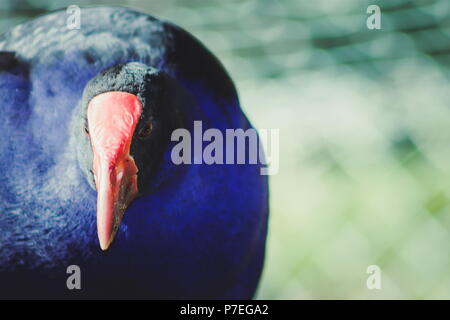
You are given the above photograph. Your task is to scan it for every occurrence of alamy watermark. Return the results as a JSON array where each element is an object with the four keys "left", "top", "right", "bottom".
[
  {"left": 366, "top": 5, "right": 381, "bottom": 30},
  {"left": 66, "top": 265, "right": 81, "bottom": 290},
  {"left": 170, "top": 121, "right": 279, "bottom": 175},
  {"left": 66, "top": 5, "right": 81, "bottom": 30},
  {"left": 366, "top": 265, "right": 382, "bottom": 290}
]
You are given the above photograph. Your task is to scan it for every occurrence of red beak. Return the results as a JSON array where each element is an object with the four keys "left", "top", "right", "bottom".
[{"left": 87, "top": 92, "right": 142, "bottom": 250}]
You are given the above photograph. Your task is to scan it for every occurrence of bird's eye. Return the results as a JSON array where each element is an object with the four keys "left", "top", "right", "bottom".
[{"left": 138, "top": 122, "right": 152, "bottom": 138}]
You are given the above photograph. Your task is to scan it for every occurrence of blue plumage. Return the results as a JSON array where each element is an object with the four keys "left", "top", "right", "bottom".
[{"left": 0, "top": 7, "right": 268, "bottom": 299}]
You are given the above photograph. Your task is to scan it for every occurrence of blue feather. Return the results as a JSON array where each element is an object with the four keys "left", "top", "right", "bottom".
[{"left": 0, "top": 6, "right": 268, "bottom": 299}]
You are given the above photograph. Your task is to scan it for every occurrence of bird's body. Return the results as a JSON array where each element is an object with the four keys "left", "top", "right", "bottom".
[{"left": 0, "top": 7, "right": 268, "bottom": 299}]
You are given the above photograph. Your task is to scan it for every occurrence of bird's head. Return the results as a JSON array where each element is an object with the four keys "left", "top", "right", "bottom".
[{"left": 75, "top": 62, "right": 182, "bottom": 250}]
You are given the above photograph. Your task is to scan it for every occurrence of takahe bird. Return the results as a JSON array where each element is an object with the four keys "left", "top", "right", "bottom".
[{"left": 0, "top": 6, "right": 268, "bottom": 299}]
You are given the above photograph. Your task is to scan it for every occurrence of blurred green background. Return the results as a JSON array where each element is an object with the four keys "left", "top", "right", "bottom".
[{"left": 2, "top": 0, "right": 450, "bottom": 299}]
